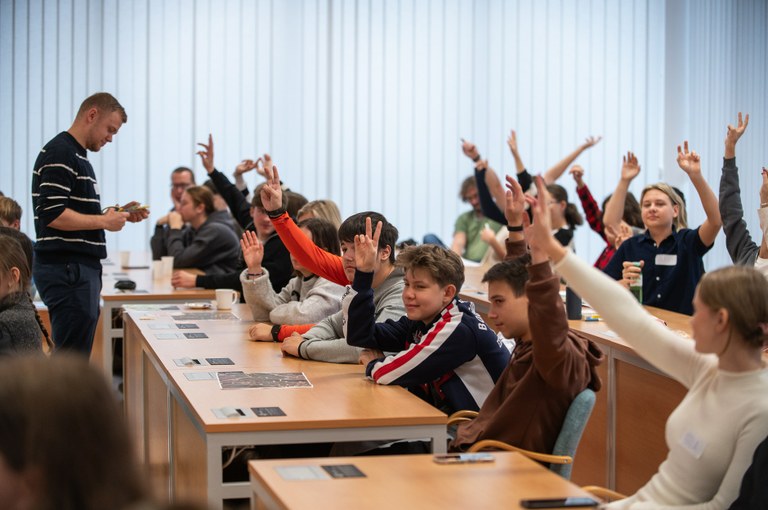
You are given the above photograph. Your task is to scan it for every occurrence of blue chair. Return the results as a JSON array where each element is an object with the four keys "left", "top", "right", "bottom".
[{"left": 466, "top": 388, "right": 597, "bottom": 480}]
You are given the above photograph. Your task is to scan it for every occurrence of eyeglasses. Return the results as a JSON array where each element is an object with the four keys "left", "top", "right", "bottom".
[{"left": 170, "top": 183, "right": 193, "bottom": 189}]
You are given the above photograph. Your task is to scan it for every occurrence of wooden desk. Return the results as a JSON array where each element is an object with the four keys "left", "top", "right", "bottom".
[
  {"left": 248, "top": 451, "right": 595, "bottom": 510},
  {"left": 123, "top": 305, "right": 447, "bottom": 509},
  {"left": 96, "top": 253, "right": 214, "bottom": 376},
  {"left": 458, "top": 266, "right": 689, "bottom": 495}
]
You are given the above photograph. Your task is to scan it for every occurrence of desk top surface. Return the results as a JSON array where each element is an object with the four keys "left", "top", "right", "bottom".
[
  {"left": 248, "top": 451, "right": 593, "bottom": 510},
  {"left": 125, "top": 305, "right": 446, "bottom": 433}
]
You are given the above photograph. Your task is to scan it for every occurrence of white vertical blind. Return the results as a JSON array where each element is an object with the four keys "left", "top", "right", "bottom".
[{"left": 0, "top": 0, "right": 766, "bottom": 271}]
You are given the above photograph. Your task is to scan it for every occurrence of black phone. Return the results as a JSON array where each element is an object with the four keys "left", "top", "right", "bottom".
[
  {"left": 520, "top": 497, "right": 599, "bottom": 508},
  {"left": 114, "top": 279, "right": 137, "bottom": 291}
]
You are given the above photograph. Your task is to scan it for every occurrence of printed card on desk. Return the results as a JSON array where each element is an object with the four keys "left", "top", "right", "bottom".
[
  {"left": 176, "top": 323, "right": 200, "bottom": 330},
  {"left": 217, "top": 371, "right": 312, "bottom": 390},
  {"left": 173, "top": 357, "right": 206, "bottom": 367},
  {"left": 321, "top": 464, "right": 366, "bottom": 478},
  {"left": 156, "top": 333, "right": 185, "bottom": 340},
  {"left": 148, "top": 323, "right": 174, "bottom": 330},
  {"left": 184, "top": 372, "right": 216, "bottom": 381},
  {"left": 205, "top": 357, "right": 234, "bottom": 365},
  {"left": 184, "top": 332, "right": 209, "bottom": 339},
  {"left": 251, "top": 406, "right": 286, "bottom": 417},
  {"left": 275, "top": 466, "right": 330, "bottom": 481}
]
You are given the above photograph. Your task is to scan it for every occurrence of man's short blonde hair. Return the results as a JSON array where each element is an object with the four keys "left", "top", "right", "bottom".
[{"left": 396, "top": 244, "right": 464, "bottom": 291}]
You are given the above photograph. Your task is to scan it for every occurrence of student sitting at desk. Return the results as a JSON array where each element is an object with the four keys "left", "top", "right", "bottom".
[
  {"left": 150, "top": 185, "right": 240, "bottom": 274},
  {"left": 348, "top": 232, "right": 510, "bottom": 414},
  {"left": 527, "top": 175, "right": 768, "bottom": 510},
  {"left": 257, "top": 164, "right": 406, "bottom": 363},
  {"left": 603, "top": 141, "right": 722, "bottom": 315},
  {"left": 451, "top": 177, "right": 603, "bottom": 453},
  {"left": 241, "top": 218, "right": 345, "bottom": 341}
]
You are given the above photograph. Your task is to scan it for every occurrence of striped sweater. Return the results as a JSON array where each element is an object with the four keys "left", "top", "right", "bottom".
[
  {"left": 347, "top": 270, "right": 510, "bottom": 414},
  {"left": 32, "top": 132, "right": 105, "bottom": 266}
]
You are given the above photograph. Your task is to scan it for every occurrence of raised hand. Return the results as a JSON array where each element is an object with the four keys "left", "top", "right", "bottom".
[
  {"left": 480, "top": 224, "right": 497, "bottom": 243},
  {"left": 240, "top": 230, "right": 264, "bottom": 273},
  {"left": 354, "top": 216, "right": 382, "bottom": 273},
  {"left": 234, "top": 157, "right": 264, "bottom": 177},
  {"left": 196, "top": 134, "right": 215, "bottom": 174},
  {"left": 621, "top": 151, "right": 641, "bottom": 182},
  {"left": 259, "top": 156, "right": 284, "bottom": 212},
  {"left": 248, "top": 322, "right": 274, "bottom": 341},
  {"left": 507, "top": 130, "right": 519, "bottom": 154},
  {"left": 676, "top": 141, "right": 701, "bottom": 177},
  {"left": 724, "top": 112, "right": 749, "bottom": 157},
  {"left": 504, "top": 175, "right": 526, "bottom": 225},
  {"left": 524, "top": 175, "right": 565, "bottom": 262},
  {"left": 460, "top": 138, "right": 480, "bottom": 161},
  {"left": 760, "top": 168, "right": 768, "bottom": 207},
  {"left": 583, "top": 136, "right": 603, "bottom": 149},
  {"left": 569, "top": 165, "right": 585, "bottom": 187}
]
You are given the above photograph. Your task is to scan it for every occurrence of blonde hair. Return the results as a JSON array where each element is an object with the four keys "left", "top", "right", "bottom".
[
  {"left": 297, "top": 199, "right": 342, "bottom": 230},
  {"left": 396, "top": 244, "right": 464, "bottom": 292},
  {"left": 0, "top": 196, "right": 22, "bottom": 225},
  {"left": 697, "top": 266, "right": 768, "bottom": 348},
  {"left": 641, "top": 183, "right": 688, "bottom": 230}
]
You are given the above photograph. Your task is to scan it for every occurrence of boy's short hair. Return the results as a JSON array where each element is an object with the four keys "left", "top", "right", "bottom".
[
  {"left": 251, "top": 183, "right": 289, "bottom": 210},
  {"left": 396, "top": 244, "right": 464, "bottom": 291},
  {"left": 338, "top": 211, "right": 398, "bottom": 264},
  {"left": 0, "top": 197, "right": 22, "bottom": 224},
  {"left": 459, "top": 176, "right": 477, "bottom": 201},
  {"left": 482, "top": 254, "right": 532, "bottom": 298},
  {"left": 76, "top": 92, "right": 127, "bottom": 123}
]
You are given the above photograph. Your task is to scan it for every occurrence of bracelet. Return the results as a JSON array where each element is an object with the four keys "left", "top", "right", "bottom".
[
  {"left": 507, "top": 224, "right": 524, "bottom": 232},
  {"left": 267, "top": 207, "right": 286, "bottom": 219},
  {"left": 761, "top": 202, "right": 768, "bottom": 208},
  {"left": 247, "top": 272, "right": 264, "bottom": 279},
  {"left": 472, "top": 155, "right": 481, "bottom": 162},
  {"left": 271, "top": 324, "right": 281, "bottom": 342}
]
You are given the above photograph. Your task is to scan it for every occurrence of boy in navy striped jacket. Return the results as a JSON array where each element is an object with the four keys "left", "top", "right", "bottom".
[{"left": 348, "top": 218, "right": 510, "bottom": 414}]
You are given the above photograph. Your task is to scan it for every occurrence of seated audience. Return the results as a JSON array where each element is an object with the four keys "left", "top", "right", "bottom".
[
  {"left": 603, "top": 142, "right": 722, "bottom": 315},
  {"left": 0, "top": 355, "right": 148, "bottom": 509},
  {"left": 0, "top": 236, "right": 50, "bottom": 355},
  {"left": 150, "top": 186, "right": 240, "bottom": 274},
  {"left": 242, "top": 218, "right": 345, "bottom": 341},
  {"left": 451, "top": 178, "right": 603, "bottom": 452},
  {"left": 348, "top": 236, "right": 510, "bottom": 414},
  {"left": 528, "top": 176, "right": 768, "bottom": 509},
  {"left": 202, "top": 178, "right": 242, "bottom": 236},
  {"left": 296, "top": 199, "right": 343, "bottom": 229},
  {"left": 717, "top": 113, "right": 768, "bottom": 276}
]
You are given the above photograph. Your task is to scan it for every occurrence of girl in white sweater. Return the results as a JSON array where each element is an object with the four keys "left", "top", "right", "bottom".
[{"left": 526, "top": 175, "right": 768, "bottom": 509}]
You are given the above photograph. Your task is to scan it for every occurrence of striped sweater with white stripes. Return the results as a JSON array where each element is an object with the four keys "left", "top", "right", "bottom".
[
  {"left": 32, "top": 132, "right": 105, "bottom": 266},
  {"left": 347, "top": 269, "right": 510, "bottom": 413}
]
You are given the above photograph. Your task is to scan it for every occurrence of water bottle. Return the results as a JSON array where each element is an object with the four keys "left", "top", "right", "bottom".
[
  {"left": 565, "top": 286, "right": 582, "bottom": 320},
  {"left": 629, "top": 261, "right": 643, "bottom": 303}
]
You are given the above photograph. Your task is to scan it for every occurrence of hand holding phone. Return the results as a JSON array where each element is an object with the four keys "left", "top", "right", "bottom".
[{"left": 520, "top": 497, "right": 599, "bottom": 508}]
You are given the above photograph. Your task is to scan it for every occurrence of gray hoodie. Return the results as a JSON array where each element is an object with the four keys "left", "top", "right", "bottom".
[
  {"left": 298, "top": 267, "right": 406, "bottom": 363},
  {"left": 719, "top": 157, "right": 760, "bottom": 266}
]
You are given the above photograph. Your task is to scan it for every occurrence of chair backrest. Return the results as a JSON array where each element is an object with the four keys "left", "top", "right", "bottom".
[{"left": 550, "top": 388, "right": 596, "bottom": 479}]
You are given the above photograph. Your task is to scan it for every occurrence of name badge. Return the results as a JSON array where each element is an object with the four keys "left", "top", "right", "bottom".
[
  {"left": 655, "top": 254, "right": 677, "bottom": 266},
  {"left": 679, "top": 431, "right": 706, "bottom": 459}
]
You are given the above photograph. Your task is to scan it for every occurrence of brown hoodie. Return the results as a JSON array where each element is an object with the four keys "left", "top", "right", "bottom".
[{"left": 451, "top": 240, "right": 604, "bottom": 453}]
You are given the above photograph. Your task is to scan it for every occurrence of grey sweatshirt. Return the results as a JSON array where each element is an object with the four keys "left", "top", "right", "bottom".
[
  {"left": 240, "top": 268, "right": 345, "bottom": 323},
  {"left": 298, "top": 267, "right": 406, "bottom": 364},
  {"left": 719, "top": 157, "right": 761, "bottom": 266}
]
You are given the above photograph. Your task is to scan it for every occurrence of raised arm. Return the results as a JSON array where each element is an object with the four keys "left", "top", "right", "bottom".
[
  {"left": 507, "top": 130, "right": 526, "bottom": 175},
  {"left": 570, "top": 165, "right": 606, "bottom": 239},
  {"left": 677, "top": 141, "right": 722, "bottom": 246},
  {"left": 462, "top": 139, "right": 506, "bottom": 223},
  {"left": 542, "top": 136, "right": 602, "bottom": 185},
  {"left": 603, "top": 151, "right": 641, "bottom": 233}
]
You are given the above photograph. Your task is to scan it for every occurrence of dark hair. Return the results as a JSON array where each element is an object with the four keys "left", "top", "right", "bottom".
[
  {"left": 482, "top": 254, "right": 532, "bottom": 298},
  {"left": 0, "top": 355, "right": 146, "bottom": 510},
  {"left": 396, "top": 244, "right": 464, "bottom": 292},
  {"left": 601, "top": 192, "right": 644, "bottom": 229},
  {"left": 202, "top": 179, "right": 220, "bottom": 196},
  {"left": 286, "top": 191, "right": 309, "bottom": 219},
  {"left": 547, "top": 184, "right": 583, "bottom": 229},
  {"left": 76, "top": 92, "right": 127, "bottom": 123},
  {"left": 459, "top": 176, "right": 477, "bottom": 201},
  {"left": 251, "top": 183, "right": 289, "bottom": 210},
  {"left": 183, "top": 186, "right": 215, "bottom": 216},
  {"left": 172, "top": 166, "right": 196, "bottom": 184},
  {"left": 0, "top": 196, "right": 22, "bottom": 224},
  {"left": 338, "top": 211, "right": 399, "bottom": 264},
  {"left": 0, "top": 234, "right": 52, "bottom": 349},
  {"left": 297, "top": 217, "right": 341, "bottom": 255}
]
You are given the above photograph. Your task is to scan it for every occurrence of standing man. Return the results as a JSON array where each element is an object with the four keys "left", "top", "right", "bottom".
[{"left": 32, "top": 92, "right": 149, "bottom": 355}]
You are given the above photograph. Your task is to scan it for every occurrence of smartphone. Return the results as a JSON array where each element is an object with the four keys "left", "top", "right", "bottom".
[
  {"left": 433, "top": 452, "right": 495, "bottom": 464},
  {"left": 120, "top": 204, "right": 149, "bottom": 212},
  {"left": 520, "top": 497, "right": 599, "bottom": 508}
]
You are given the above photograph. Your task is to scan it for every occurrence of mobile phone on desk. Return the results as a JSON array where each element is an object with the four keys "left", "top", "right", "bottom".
[
  {"left": 433, "top": 452, "right": 494, "bottom": 464},
  {"left": 520, "top": 497, "right": 599, "bottom": 508}
]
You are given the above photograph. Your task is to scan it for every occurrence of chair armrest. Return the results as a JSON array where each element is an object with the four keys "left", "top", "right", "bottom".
[
  {"left": 446, "top": 410, "right": 478, "bottom": 425},
  {"left": 468, "top": 439, "right": 573, "bottom": 465},
  {"left": 581, "top": 485, "right": 627, "bottom": 502}
]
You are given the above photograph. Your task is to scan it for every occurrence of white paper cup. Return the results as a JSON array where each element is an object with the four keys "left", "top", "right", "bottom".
[
  {"left": 161, "top": 256, "right": 175, "bottom": 278},
  {"left": 120, "top": 251, "right": 130, "bottom": 268},
  {"left": 215, "top": 289, "right": 239, "bottom": 310},
  {"left": 152, "top": 260, "right": 163, "bottom": 279}
]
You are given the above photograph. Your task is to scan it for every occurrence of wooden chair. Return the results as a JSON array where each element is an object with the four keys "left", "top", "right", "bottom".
[{"left": 451, "top": 388, "right": 597, "bottom": 480}]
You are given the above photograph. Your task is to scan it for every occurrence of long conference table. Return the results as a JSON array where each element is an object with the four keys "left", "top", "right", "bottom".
[
  {"left": 460, "top": 265, "right": 690, "bottom": 496},
  {"left": 123, "top": 304, "right": 447, "bottom": 509}
]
